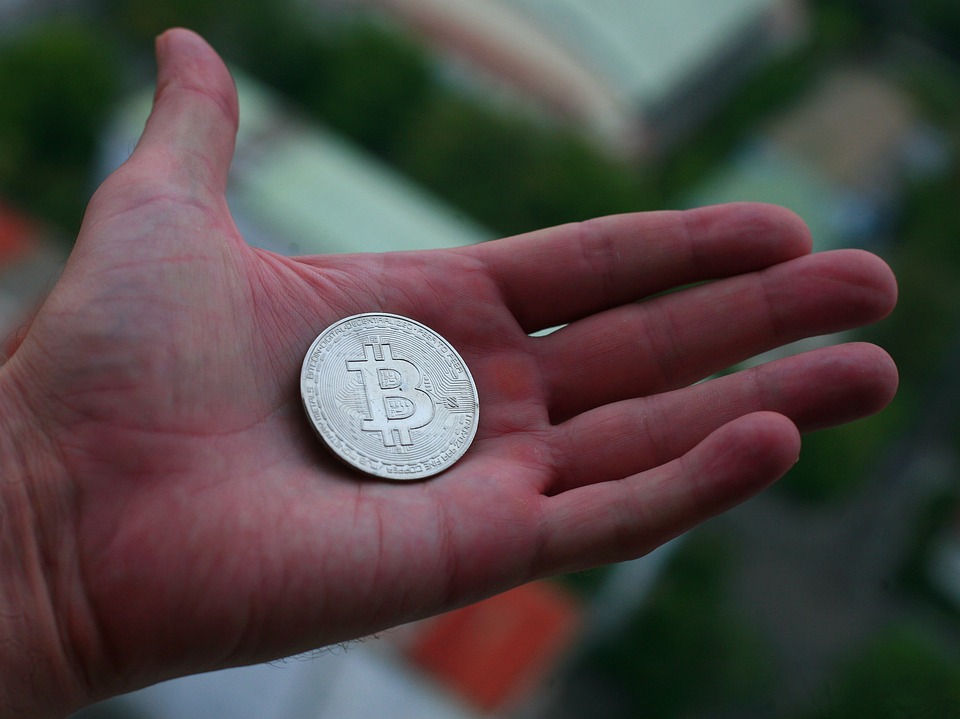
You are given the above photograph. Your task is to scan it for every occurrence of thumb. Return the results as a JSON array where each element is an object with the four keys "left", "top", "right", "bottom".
[{"left": 134, "top": 28, "right": 240, "bottom": 196}]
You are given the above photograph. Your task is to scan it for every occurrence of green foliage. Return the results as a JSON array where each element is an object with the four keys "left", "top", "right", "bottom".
[
  {"left": 912, "top": 0, "right": 960, "bottom": 58},
  {"left": 898, "top": 490, "right": 960, "bottom": 614},
  {"left": 799, "top": 625, "right": 960, "bottom": 718},
  {"left": 582, "top": 533, "right": 774, "bottom": 717},
  {"left": 658, "top": 52, "right": 809, "bottom": 199},
  {"left": 870, "top": 166, "right": 960, "bottom": 404},
  {"left": 397, "top": 95, "right": 653, "bottom": 236},
  {"left": 555, "top": 565, "right": 612, "bottom": 599},
  {"left": 307, "top": 23, "right": 430, "bottom": 157},
  {"left": 270, "top": 21, "right": 433, "bottom": 159},
  {"left": 896, "top": 60, "right": 960, "bottom": 132},
  {"left": 99, "top": 0, "right": 269, "bottom": 59},
  {"left": 807, "top": 0, "right": 873, "bottom": 52},
  {"left": 778, "top": 394, "right": 909, "bottom": 504},
  {"left": 0, "top": 20, "right": 118, "bottom": 231}
]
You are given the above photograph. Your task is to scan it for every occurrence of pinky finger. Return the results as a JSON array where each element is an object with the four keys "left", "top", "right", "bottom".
[{"left": 536, "top": 412, "right": 800, "bottom": 576}]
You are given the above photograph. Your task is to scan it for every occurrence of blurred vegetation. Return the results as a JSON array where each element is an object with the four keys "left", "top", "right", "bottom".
[
  {"left": 898, "top": 489, "right": 960, "bottom": 618},
  {"left": 394, "top": 95, "right": 654, "bottom": 235},
  {"left": 555, "top": 565, "right": 613, "bottom": 600},
  {"left": 248, "top": 17, "right": 436, "bottom": 160},
  {"left": 581, "top": 534, "right": 775, "bottom": 717},
  {"left": 912, "top": 0, "right": 960, "bottom": 62},
  {"left": 779, "top": 400, "right": 909, "bottom": 504},
  {"left": 798, "top": 624, "right": 960, "bottom": 718},
  {"left": 0, "top": 20, "right": 117, "bottom": 233}
]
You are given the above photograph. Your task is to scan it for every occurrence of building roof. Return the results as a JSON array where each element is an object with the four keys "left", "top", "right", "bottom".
[
  {"left": 367, "top": 0, "right": 796, "bottom": 153},
  {"left": 405, "top": 581, "right": 581, "bottom": 713},
  {"left": 0, "top": 201, "right": 33, "bottom": 266},
  {"left": 503, "top": 0, "right": 784, "bottom": 111}
]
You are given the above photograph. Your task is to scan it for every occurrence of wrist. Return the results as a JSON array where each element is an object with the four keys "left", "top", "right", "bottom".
[{"left": 0, "top": 365, "right": 92, "bottom": 717}]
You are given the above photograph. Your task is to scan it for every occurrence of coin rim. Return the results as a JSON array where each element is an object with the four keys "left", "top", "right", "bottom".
[{"left": 300, "top": 312, "right": 480, "bottom": 480}]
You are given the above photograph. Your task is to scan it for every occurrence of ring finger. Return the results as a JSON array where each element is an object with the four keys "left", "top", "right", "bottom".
[{"left": 544, "top": 342, "right": 897, "bottom": 494}]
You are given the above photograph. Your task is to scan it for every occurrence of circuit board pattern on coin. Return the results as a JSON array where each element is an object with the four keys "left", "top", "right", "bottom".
[{"left": 301, "top": 313, "right": 479, "bottom": 480}]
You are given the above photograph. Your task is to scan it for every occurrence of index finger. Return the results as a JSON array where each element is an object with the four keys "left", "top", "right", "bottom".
[{"left": 466, "top": 203, "right": 813, "bottom": 333}]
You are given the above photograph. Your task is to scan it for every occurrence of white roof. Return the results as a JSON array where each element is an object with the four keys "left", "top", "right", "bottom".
[
  {"left": 96, "top": 640, "right": 479, "bottom": 719},
  {"left": 503, "top": 0, "right": 781, "bottom": 109}
]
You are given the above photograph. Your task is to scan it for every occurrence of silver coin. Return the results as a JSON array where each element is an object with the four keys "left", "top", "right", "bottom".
[{"left": 300, "top": 313, "right": 479, "bottom": 480}]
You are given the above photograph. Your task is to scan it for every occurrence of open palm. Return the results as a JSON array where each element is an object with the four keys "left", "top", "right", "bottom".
[{"left": 0, "top": 30, "right": 897, "bottom": 714}]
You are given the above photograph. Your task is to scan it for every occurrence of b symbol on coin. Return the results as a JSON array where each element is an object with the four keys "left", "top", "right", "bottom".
[
  {"left": 300, "top": 313, "right": 479, "bottom": 480},
  {"left": 347, "top": 342, "right": 434, "bottom": 447}
]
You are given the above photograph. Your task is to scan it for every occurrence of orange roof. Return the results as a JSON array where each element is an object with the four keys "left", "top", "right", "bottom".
[
  {"left": 0, "top": 201, "right": 35, "bottom": 267},
  {"left": 406, "top": 581, "right": 581, "bottom": 713}
]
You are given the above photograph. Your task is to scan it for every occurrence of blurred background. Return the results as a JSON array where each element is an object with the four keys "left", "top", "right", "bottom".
[{"left": 2, "top": 0, "right": 960, "bottom": 717}]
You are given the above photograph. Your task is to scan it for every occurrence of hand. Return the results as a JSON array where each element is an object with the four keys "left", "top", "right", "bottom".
[{"left": 0, "top": 29, "right": 897, "bottom": 716}]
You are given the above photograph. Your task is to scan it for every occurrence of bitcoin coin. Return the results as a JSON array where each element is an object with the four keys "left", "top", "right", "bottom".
[{"left": 300, "top": 313, "right": 479, "bottom": 480}]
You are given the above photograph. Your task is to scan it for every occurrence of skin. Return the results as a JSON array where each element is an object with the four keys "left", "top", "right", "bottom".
[{"left": 0, "top": 29, "right": 898, "bottom": 717}]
